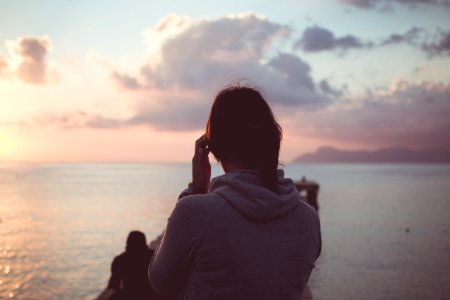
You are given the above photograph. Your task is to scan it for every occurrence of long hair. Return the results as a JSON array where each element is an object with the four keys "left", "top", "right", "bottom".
[{"left": 206, "top": 84, "right": 282, "bottom": 192}]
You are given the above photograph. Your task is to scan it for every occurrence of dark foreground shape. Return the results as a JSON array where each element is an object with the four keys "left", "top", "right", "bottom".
[{"left": 97, "top": 231, "right": 163, "bottom": 300}]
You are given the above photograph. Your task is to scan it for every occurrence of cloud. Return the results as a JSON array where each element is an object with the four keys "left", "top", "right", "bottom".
[
  {"left": 422, "top": 30, "right": 450, "bottom": 56},
  {"left": 295, "top": 26, "right": 450, "bottom": 57},
  {"left": 294, "top": 26, "right": 367, "bottom": 52},
  {"left": 340, "top": 0, "right": 376, "bottom": 8},
  {"left": 8, "top": 14, "right": 340, "bottom": 131},
  {"left": 380, "top": 27, "right": 450, "bottom": 57},
  {"left": 128, "top": 98, "right": 210, "bottom": 131},
  {"left": 24, "top": 77, "right": 450, "bottom": 153},
  {"left": 23, "top": 98, "right": 209, "bottom": 131},
  {"left": 121, "top": 13, "right": 291, "bottom": 90},
  {"left": 107, "top": 14, "right": 448, "bottom": 134},
  {"left": 110, "top": 14, "right": 331, "bottom": 131},
  {"left": 340, "top": 0, "right": 450, "bottom": 9},
  {"left": 380, "top": 27, "right": 423, "bottom": 46},
  {"left": 22, "top": 111, "right": 124, "bottom": 129},
  {"left": 296, "top": 79, "right": 450, "bottom": 149},
  {"left": 0, "top": 53, "right": 7, "bottom": 75},
  {"left": 268, "top": 53, "right": 314, "bottom": 88},
  {"left": 319, "top": 80, "right": 344, "bottom": 97},
  {"left": 111, "top": 71, "right": 144, "bottom": 90},
  {"left": 5, "top": 36, "right": 53, "bottom": 84}
]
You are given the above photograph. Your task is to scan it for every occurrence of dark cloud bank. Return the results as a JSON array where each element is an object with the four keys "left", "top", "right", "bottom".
[
  {"left": 295, "top": 25, "right": 450, "bottom": 56},
  {"left": 295, "top": 26, "right": 367, "bottom": 52},
  {"left": 340, "top": 0, "right": 450, "bottom": 9}
]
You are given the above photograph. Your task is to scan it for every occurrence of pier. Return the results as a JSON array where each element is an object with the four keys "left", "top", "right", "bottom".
[{"left": 295, "top": 177, "right": 320, "bottom": 211}]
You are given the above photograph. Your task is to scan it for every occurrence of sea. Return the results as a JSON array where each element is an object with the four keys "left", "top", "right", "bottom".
[{"left": 0, "top": 163, "right": 449, "bottom": 300}]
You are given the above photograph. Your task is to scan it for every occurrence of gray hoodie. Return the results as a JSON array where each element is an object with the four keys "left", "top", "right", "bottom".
[{"left": 149, "top": 169, "right": 321, "bottom": 300}]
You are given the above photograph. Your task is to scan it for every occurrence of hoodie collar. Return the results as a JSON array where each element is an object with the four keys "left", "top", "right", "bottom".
[{"left": 209, "top": 169, "right": 300, "bottom": 222}]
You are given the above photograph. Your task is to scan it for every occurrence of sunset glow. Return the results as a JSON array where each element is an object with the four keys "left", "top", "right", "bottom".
[
  {"left": 0, "top": 130, "right": 15, "bottom": 160},
  {"left": 1, "top": 1, "right": 449, "bottom": 163}
]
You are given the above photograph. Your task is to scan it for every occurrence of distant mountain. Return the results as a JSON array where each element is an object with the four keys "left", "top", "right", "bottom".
[{"left": 293, "top": 146, "right": 450, "bottom": 163}]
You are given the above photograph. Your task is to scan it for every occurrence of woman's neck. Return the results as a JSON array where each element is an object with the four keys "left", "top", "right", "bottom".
[{"left": 220, "top": 159, "right": 246, "bottom": 173}]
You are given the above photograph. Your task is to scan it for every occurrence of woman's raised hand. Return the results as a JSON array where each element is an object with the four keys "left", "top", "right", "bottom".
[{"left": 192, "top": 135, "right": 211, "bottom": 194}]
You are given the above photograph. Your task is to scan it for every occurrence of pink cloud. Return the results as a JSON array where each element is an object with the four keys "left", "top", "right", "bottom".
[
  {"left": 6, "top": 36, "right": 53, "bottom": 84},
  {"left": 29, "top": 111, "right": 124, "bottom": 129},
  {"left": 0, "top": 53, "right": 7, "bottom": 75},
  {"left": 294, "top": 79, "right": 450, "bottom": 150}
]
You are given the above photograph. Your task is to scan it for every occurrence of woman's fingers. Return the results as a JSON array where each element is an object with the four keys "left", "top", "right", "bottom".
[
  {"left": 195, "top": 135, "right": 208, "bottom": 154},
  {"left": 192, "top": 134, "right": 211, "bottom": 194}
]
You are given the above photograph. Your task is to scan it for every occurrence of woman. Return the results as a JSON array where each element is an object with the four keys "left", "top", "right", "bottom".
[{"left": 149, "top": 84, "right": 321, "bottom": 299}]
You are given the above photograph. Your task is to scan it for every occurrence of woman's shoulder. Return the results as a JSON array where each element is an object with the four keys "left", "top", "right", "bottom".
[
  {"left": 177, "top": 192, "right": 225, "bottom": 212},
  {"left": 169, "top": 192, "right": 228, "bottom": 233}
]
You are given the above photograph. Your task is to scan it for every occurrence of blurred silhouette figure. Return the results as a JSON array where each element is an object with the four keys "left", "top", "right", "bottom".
[{"left": 107, "top": 231, "right": 161, "bottom": 300}]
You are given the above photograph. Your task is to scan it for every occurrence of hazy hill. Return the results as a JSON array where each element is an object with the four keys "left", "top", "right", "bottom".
[{"left": 293, "top": 146, "right": 450, "bottom": 163}]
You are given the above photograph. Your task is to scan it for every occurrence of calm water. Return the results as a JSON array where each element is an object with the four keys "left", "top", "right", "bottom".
[{"left": 0, "top": 163, "right": 449, "bottom": 299}]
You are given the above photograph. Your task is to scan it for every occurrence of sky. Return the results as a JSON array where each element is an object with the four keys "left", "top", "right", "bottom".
[{"left": 0, "top": 0, "right": 449, "bottom": 163}]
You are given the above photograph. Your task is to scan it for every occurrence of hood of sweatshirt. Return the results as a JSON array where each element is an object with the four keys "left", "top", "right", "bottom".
[{"left": 209, "top": 169, "right": 300, "bottom": 222}]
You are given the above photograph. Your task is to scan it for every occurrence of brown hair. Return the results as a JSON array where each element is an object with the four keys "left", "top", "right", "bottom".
[{"left": 206, "top": 84, "right": 282, "bottom": 192}]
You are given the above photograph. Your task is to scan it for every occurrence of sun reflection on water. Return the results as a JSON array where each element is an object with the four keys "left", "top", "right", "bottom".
[{"left": 0, "top": 163, "right": 181, "bottom": 299}]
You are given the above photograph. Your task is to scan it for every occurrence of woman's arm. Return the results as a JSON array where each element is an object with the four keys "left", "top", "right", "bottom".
[
  {"left": 149, "top": 135, "right": 210, "bottom": 296},
  {"left": 148, "top": 198, "right": 204, "bottom": 296}
]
